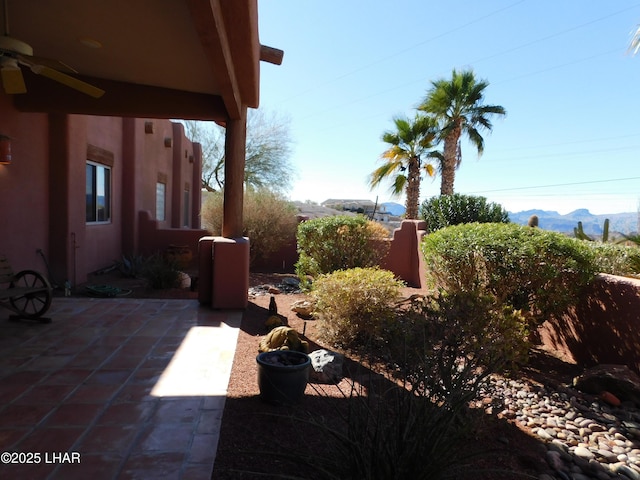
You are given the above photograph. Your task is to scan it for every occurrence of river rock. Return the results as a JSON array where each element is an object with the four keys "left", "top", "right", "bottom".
[{"left": 308, "top": 349, "right": 344, "bottom": 383}]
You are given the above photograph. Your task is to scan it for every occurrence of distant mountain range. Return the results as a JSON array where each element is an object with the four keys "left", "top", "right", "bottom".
[
  {"left": 381, "top": 203, "right": 639, "bottom": 236},
  {"left": 509, "top": 209, "right": 638, "bottom": 236}
]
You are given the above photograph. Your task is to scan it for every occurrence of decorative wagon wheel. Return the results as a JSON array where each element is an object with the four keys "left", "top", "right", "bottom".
[{"left": 9, "top": 270, "right": 52, "bottom": 319}]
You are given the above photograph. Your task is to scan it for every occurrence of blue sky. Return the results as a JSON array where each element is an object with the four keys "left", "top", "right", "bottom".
[{"left": 256, "top": 1, "right": 640, "bottom": 215}]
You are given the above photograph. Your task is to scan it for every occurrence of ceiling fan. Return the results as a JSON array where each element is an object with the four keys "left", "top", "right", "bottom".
[{"left": 0, "top": 0, "right": 104, "bottom": 98}]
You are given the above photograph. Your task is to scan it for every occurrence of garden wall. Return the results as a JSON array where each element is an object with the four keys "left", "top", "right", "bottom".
[
  {"left": 252, "top": 219, "right": 427, "bottom": 288},
  {"left": 538, "top": 274, "right": 640, "bottom": 374}
]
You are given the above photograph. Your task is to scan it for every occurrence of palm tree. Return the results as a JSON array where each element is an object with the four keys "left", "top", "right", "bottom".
[
  {"left": 369, "top": 115, "right": 440, "bottom": 219},
  {"left": 419, "top": 69, "right": 506, "bottom": 195},
  {"left": 629, "top": 25, "right": 640, "bottom": 55}
]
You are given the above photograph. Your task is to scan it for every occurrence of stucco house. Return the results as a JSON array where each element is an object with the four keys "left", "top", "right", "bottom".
[{"left": 0, "top": 0, "right": 282, "bottom": 308}]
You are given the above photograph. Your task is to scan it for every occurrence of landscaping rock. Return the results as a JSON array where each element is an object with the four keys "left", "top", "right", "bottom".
[
  {"left": 573, "top": 365, "right": 640, "bottom": 405},
  {"left": 290, "top": 299, "right": 314, "bottom": 318},
  {"left": 309, "top": 349, "right": 344, "bottom": 383}
]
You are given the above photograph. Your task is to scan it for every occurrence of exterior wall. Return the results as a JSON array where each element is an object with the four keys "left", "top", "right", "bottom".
[
  {"left": 0, "top": 92, "right": 203, "bottom": 287},
  {"left": 0, "top": 94, "right": 50, "bottom": 274},
  {"left": 538, "top": 274, "right": 640, "bottom": 374}
]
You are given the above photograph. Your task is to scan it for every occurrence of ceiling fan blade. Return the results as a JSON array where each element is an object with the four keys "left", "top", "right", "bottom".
[
  {"left": 1, "top": 58, "right": 26, "bottom": 94},
  {"left": 30, "top": 64, "right": 105, "bottom": 98}
]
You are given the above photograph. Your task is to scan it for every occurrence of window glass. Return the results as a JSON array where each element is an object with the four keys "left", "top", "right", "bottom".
[
  {"left": 156, "top": 183, "right": 166, "bottom": 221},
  {"left": 183, "top": 190, "right": 189, "bottom": 227},
  {"left": 86, "top": 162, "right": 111, "bottom": 223}
]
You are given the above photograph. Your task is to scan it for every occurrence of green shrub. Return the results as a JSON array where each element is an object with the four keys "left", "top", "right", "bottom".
[
  {"left": 201, "top": 189, "right": 298, "bottom": 266},
  {"left": 311, "top": 267, "right": 404, "bottom": 348},
  {"left": 419, "top": 193, "right": 509, "bottom": 233},
  {"left": 587, "top": 242, "right": 640, "bottom": 277},
  {"left": 391, "top": 291, "right": 530, "bottom": 407},
  {"left": 421, "top": 222, "right": 597, "bottom": 327},
  {"left": 142, "top": 253, "right": 181, "bottom": 289},
  {"left": 295, "top": 215, "right": 389, "bottom": 281}
]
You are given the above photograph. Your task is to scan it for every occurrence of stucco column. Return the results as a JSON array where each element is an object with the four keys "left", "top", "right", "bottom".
[{"left": 222, "top": 107, "right": 247, "bottom": 238}]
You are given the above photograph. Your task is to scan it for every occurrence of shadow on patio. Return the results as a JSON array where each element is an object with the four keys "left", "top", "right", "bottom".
[{"left": 0, "top": 297, "right": 240, "bottom": 480}]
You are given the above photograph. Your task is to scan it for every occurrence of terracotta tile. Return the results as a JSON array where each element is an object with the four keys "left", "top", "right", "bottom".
[
  {"left": 66, "top": 384, "right": 119, "bottom": 404},
  {"left": 112, "top": 385, "right": 155, "bottom": 403},
  {"left": 129, "top": 367, "right": 162, "bottom": 386},
  {"left": 1, "top": 370, "right": 49, "bottom": 385},
  {"left": 133, "top": 424, "right": 193, "bottom": 452},
  {"left": 45, "top": 403, "right": 104, "bottom": 426},
  {"left": 86, "top": 369, "right": 132, "bottom": 385},
  {"left": 0, "top": 404, "right": 55, "bottom": 426},
  {"left": 49, "top": 453, "right": 123, "bottom": 480},
  {"left": 202, "top": 395, "right": 226, "bottom": 411},
  {"left": 14, "top": 384, "right": 75, "bottom": 404},
  {"left": 181, "top": 463, "right": 215, "bottom": 480},
  {"left": 0, "top": 383, "right": 31, "bottom": 403},
  {"left": 187, "top": 433, "right": 217, "bottom": 464},
  {"left": 77, "top": 424, "right": 138, "bottom": 453},
  {"left": 23, "top": 354, "right": 74, "bottom": 370},
  {"left": 97, "top": 402, "right": 155, "bottom": 425},
  {"left": 16, "top": 426, "right": 85, "bottom": 453},
  {"left": 0, "top": 428, "right": 30, "bottom": 450},
  {"left": 196, "top": 410, "right": 223, "bottom": 435},
  {"left": 119, "top": 451, "right": 186, "bottom": 480},
  {"left": 0, "top": 460, "right": 57, "bottom": 480},
  {"left": 42, "top": 369, "right": 93, "bottom": 385},
  {"left": 151, "top": 398, "right": 201, "bottom": 424},
  {"left": 101, "top": 355, "right": 144, "bottom": 369}
]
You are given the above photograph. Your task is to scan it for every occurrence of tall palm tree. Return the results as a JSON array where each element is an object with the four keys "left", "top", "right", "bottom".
[
  {"left": 419, "top": 69, "right": 506, "bottom": 195},
  {"left": 369, "top": 115, "right": 440, "bottom": 219},
  {"left": 629, "top": 25, "right": 640, "bottom": 55}
]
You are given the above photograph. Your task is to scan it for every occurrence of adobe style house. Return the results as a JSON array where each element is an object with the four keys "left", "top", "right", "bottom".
[
  {"left": 0, "top": 0, "right": 282, "bottom": 308},
  {"left": 0, "top": 101, "right": 204, "bottom": 283}
]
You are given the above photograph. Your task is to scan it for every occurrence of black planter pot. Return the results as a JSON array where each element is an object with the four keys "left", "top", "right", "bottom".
[{"left": 256, "top": 350, "right": 311, "bottom": 405}]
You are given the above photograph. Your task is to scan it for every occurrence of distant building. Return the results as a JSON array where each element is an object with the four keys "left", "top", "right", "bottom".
[{"left": 321, "top": 199, "right": 391, "bottom": 222}]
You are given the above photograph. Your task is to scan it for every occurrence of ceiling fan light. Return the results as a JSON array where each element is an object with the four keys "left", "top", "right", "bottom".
[{"left": 1, "top": 58, "right": 26, "bottom": 94}]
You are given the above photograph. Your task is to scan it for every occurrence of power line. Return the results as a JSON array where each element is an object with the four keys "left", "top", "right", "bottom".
[{"left": 468, "top": 176, "right": 640, "bottom": 194}]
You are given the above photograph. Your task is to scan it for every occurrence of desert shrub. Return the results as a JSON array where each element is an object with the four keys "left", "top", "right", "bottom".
[
  {"left": 389, "top": 291, "right": 530, "bottom": 408},
  {"left": 419, "top": 193, "right": 509, "bottom": 232},
  {"left": 142, "top": 253, "right": 181, "bottom": 289},
  {"left": 295, "top": 215, "right": 389, "bottom": 281},
  {"left": 421, "top": 222, "right": 597, "bottom": 327},
  {"left": 311, "top": 267, "right": 404, "bottom": 348},
  {"left": 587, "top": 242, "right": 640, "bottom": 277},
  {"left": 200, "top": 189, "right": 298, "bottom": 266}
]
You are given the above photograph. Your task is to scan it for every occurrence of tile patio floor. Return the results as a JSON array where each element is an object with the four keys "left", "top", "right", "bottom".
[{"left": 0, "top": 297, "right": 241, "bottom": 480}]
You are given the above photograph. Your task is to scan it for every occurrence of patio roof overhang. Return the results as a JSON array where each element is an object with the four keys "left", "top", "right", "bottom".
[{"left": 5, "top": 0, "right": 282, "bottom": 121}]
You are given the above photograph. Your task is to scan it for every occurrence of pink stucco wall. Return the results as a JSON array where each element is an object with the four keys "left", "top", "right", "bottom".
[
  {"left": 538, "top": 274, "right": 640, "bottom": 374},
  {"left": 0, "top": 94, "right": 50, "bottom": 273},
  {"left": 0, "top": 91, "right": 203, "bottom": 287}
]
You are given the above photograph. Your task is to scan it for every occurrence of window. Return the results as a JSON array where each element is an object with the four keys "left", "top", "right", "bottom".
[
  {"left": 86, "top": 162, "right": 111, "bottom": 223},
  {"left": 183, "top": 188, "right": 190, "bottom": 227},
  {"left": 156, "top": 182, "right": 166, "bottom": 221}
]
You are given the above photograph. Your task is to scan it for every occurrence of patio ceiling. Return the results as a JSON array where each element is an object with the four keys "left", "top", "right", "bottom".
[{"left": 2, "top": 0, "right": 282, "bottom": 121}]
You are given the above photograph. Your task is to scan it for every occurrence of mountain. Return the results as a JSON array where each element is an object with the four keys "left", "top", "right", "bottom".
[
  {"left": 508, "top": 209, "right": 638, "bottom": 236},
  {"left": 381, "top": 202, "right": 405, "bottom": 216}
]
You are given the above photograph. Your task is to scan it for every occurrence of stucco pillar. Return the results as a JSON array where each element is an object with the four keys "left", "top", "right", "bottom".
[
  {"left": 196, "top": 106, "right": 250, "bottom": 309},
  {"left": 222, "top": 107, "right": 247, "bottom": 238},
  {"left": 47, "top": 113, "right": 71, "bottom": 286}
]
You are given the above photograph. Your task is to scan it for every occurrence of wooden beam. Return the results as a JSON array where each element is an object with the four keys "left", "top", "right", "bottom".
[
  {"left": 222, "top": 107, "right": 247, "bottom": 238},
  {"left": 187, "top": 0, "right": 242, "bottom": 119},
  {"left": 260, "top": 45, "right": 284, "bottom": 65},
  {"left": 12, "top": 71, "right": 228, "bottom": 121}
]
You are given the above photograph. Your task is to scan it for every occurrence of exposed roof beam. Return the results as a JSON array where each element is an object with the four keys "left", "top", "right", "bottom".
[
  {"left": 187, "top": 0, "right": 241, "bottom": 119},
  {"left": 12, "top": 71, "right": 228, "bottom": 121},
  {"left": 260, "top": 45, "right": 284, "bottom": 65}
]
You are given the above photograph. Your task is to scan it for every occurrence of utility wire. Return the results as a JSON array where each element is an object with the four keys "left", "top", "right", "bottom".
[{"left": 468, "top": 176, "right": 640, "bottom": 194}]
